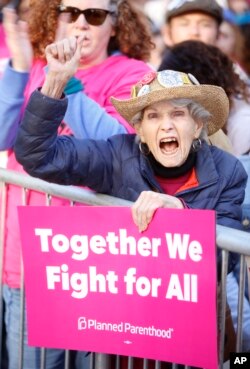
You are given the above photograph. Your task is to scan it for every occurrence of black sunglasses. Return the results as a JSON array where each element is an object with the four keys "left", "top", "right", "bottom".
[{"left": 58, "top": 5, "right": 115, "bottom": 26}]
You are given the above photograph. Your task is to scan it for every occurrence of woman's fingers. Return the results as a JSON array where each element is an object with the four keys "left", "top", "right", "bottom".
[
  {"left": 132, "top": 192, "right": 183, "bottom": 233},
  {"left": 18, "top": 19, "right": 29, "bottom": 34},
  {"left": 44, "top": 36, "right": 81, "bottom": 82},
  {"left": 75, "top": 35, "right": 84, "bottom": 59},
  {"left": 58, "top": 39, "right": 72, "bottom": 63},
  {"left": 132, "top": 192, "right": 159, "bottom": 232},
  {"left": 2, "top": 7, "right": 18, "bottom": 28},
  {"left": 46, "top": 37, "right": 77, "bottom": 64},
  {"left": 3, "top": 7, "right": 33, "bottom": 71}
]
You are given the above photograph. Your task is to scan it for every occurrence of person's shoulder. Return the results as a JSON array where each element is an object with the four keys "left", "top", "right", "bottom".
[
  {"left": 209, "top": 143, "right": 238, "bottom": 162},
  {"left": 209, "top": 144, "right": 247, "bottom": 178},
  {"left": 208, "top": 129, "right": 233, "bottom": 153},
  {"left": 109, "top": 133, "right": 137, "bottom": 145},
  {"left": 108, "top": 134, "right": 138, "bottom": 156},
  {"left": 231, "top": 94, "right": 250, "bottom": 112}
]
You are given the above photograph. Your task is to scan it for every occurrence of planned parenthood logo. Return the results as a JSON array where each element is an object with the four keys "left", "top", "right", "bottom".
[{"left": 78, "top": 317, "right": 174, "bottom": 340}]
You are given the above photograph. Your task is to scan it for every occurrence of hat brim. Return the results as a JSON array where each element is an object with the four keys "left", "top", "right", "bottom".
[
  {"left": 111, "top": 85, "right": 229, "bottom": 136},
  {"left": 166, "top": 8, "right": 222, "bottom": 25}
]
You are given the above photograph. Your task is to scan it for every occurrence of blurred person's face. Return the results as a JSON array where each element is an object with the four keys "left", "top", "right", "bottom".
[
  {"left": 228, "top": 0, "right": 249, "bottom": 13},
  {"left": 216, "top": 21, "right": 236, "bottom": 57},
  {"left": 61, "top": 0, "right": 115, "bottom": 68},
  {"left": 0, "top": 0, "right": 10, "bottom": 7},
  {"left": 149, "top": 32, "right": 165, "bottom": 69},
  {"left": 0, "top": 0, "right": 29, "bottom": 21},
  {"left": 130, "top": 0, "right": 147, "bottom": 5},
  {"left": 163, "top": 12, "right": 219, "bottom": 46},
  {"left": 18, "top": 0, "right": 30, "bottom": 21}
]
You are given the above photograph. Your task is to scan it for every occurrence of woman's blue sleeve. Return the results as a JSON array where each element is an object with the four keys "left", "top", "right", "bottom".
[
  {"left": 0, "top": 62, "right": 29, "bottom": 150},
  {"left": 65, "top": 92, "right": 127, "bottom": 139}
]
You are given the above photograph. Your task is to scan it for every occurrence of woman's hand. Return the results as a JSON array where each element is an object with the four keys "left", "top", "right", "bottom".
[
  {"left": 132, "top": 191, "right": 184, "bottom": 233},
  {"left": 41, "top": 35, "right": 84, "bottom": 99},
  {"left": 3, "top": 7, "right": 33, "bottom": 72}
]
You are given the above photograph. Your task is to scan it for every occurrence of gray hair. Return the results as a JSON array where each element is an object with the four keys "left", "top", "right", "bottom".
[{"left": 131, "top": 98, "right": 211, "bottom": 140}]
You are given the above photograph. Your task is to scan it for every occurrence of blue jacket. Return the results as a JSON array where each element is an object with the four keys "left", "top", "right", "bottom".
[
  {"left": 14, "top": 90, "right": 248, "bottom": 273},
  {"left": 0, "top": 63, "right": 126, "bottom": 150},
  {"left": 15, "top": 90, "right": 247, "bottom": 231}
]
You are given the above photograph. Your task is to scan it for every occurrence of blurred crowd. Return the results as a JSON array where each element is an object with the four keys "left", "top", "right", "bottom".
[{"left": 0, "top": 1, "right": 250, "bottom": 369}]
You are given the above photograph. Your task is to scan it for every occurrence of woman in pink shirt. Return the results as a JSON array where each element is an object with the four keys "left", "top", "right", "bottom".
[{"left": 0, "top": 1, "right": 153, "bottom": 368}]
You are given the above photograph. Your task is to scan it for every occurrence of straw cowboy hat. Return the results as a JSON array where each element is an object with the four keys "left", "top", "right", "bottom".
[{"left": 111, "top": 70, "right": 229, "bottom": 136}]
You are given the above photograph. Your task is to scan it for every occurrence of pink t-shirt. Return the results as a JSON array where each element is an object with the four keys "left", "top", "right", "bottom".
[
  {"left": 0, "top": 24, "right": 9, "bottom": 58},
  {"left": 3, "top": 54, "right": 152, "bottom": 288},
  {"left": 25, "top": 54, "right": 152, "bottom": 132},
  {"left": 0, "top": 24, "right": 9, "bottom": 75}
]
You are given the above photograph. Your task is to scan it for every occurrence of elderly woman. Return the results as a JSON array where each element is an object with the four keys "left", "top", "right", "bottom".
[
  {"left": 0, "top": 1, "right": 153, "bottom": 367},
  {"left": 15, "top": 69, "right": 246, "bottom": 232},
  {"left": 15, "top": 36, "right": 247, "bottom": 252},
  {"left": 14, "top": 39, "right": 247, "bottom": 366}
]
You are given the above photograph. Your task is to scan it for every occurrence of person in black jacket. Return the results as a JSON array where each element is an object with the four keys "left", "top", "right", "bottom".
[{"left": 14, "top": 34, "right": 247, "bottom": 239}]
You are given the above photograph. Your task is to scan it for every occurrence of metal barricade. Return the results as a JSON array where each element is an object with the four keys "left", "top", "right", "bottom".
[{"left": 0, "top": 167, "right": 250, "bottom": 369}]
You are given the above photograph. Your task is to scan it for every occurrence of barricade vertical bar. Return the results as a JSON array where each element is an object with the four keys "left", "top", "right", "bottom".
[
  {"left": 247, "top": 257, "right": 250, "bottom": 303},
  {"left": 143, "top": 359, "right": 148, "bottom": 369},
  {"left": 64, "top": 350, "right": 70, "bottom": 369},
  {"left": 154, "top": 361, "right": 161, "bottom": 369},
  {"left": 86, "top": 351, "right": 96, "bottom": 369},
  {"left": 128, "top": 356, "right": 133, "bottom": 369},
  {"left": 236, "top": 255, "right": 246, "bottom": 351},
  {"left": 94, "top": 353, "right": 112, "bottom": 369},
  {"left": 40, "top": 349, "right": 46, "bottom": 369},
  {"left": 45, "top": 194, "right": 71, "bottom": 369},
  {"left": 19, "top": 188, "right": 29, "bottom": 369},
  {"left": 69, "top": 191, "right": 76, "bottom": 367},
  {"left": 115, "top": 354, "right": 120, "bottom": 369},
  {"left": 40, "top": 193, "right": 53, "bottom": 369},
  {"left": 90, "top": 352, "right": 94, "bottom": 369},
  {"left": 0, "top": 182, "right": 7, "bottom": 364},
  {"left": 19, "top": 276, "right": 25, "bottom": 369},
  {"left": 219, "top": 250, "right": 229, "bottom": 369}
]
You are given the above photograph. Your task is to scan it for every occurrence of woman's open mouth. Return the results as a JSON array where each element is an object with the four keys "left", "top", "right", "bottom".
[{"left": 159, "top": 138, "right": 179, "bottom": 154}]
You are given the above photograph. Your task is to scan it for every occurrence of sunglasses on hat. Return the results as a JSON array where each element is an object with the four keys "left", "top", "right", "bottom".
[{"left": 58, "top": 5, "right": 115, "bottom": 26}]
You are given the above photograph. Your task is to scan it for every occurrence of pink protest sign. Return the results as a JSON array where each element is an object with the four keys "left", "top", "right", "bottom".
[{"left": 18, "top": 206, "right": 217, "bottom": 369}]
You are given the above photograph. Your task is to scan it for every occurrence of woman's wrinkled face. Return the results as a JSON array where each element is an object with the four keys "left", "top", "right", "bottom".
[
  {"left": 135, "top": 100, "right": 203, "bottom": 167},
  {"left": 62, "top": 0, "right": 115, "bottom": 68}
]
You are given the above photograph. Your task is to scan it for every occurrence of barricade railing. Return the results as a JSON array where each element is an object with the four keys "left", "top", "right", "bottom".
[{"left": 0, "top": 167, "right": 250, "bottom": 369}]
